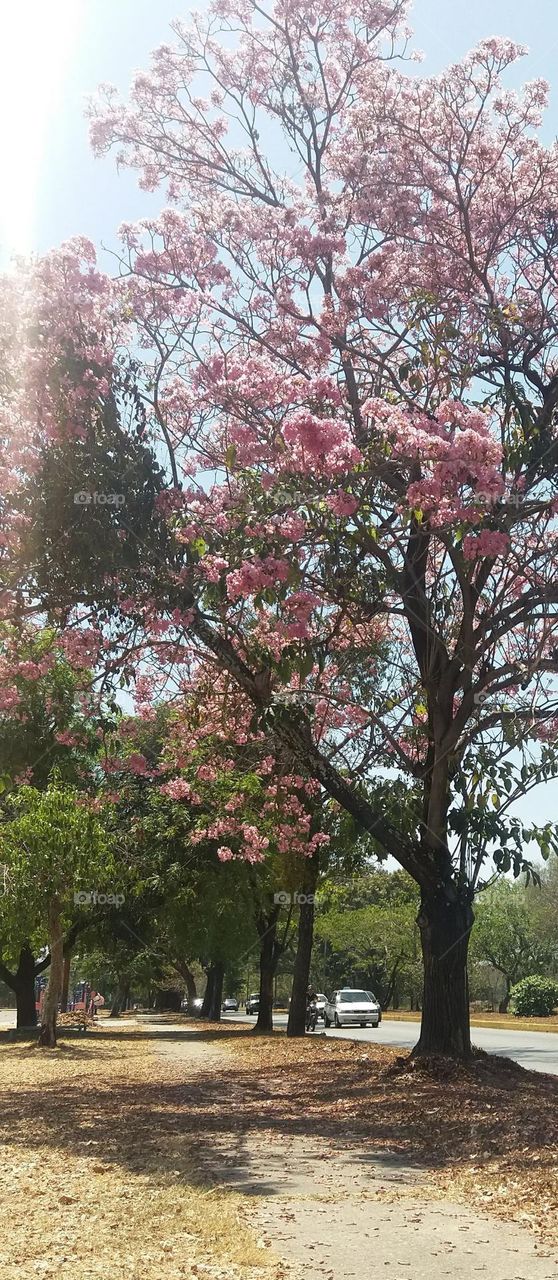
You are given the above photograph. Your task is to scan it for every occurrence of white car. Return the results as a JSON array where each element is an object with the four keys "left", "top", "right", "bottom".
[
  {"left": 324, "top": 988, "right": 381, "bottom": 1028},
  {"left": 315, "top": 993, "right": 327, "bottom": 1020}
]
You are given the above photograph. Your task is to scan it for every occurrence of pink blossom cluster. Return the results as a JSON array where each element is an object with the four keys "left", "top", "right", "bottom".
[
  {"left": 159, "top": 777, "right": 201, "bottom": 803},
  {"left": 226, "top": 556, "right": 291, "bottom": 601},
  {"left": 365, "top": 398, "right": 504, "bottom": 525},
  {"left": 281, "top": 410, "right": 362, "bottom": 475},
  {"left": 462, "top": 531, "right": 511, "bottom": 561}
]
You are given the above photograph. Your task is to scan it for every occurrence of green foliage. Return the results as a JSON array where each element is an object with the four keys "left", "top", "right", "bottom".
[
  {"left": 314, "top": 868, "right": 421, "bottom": 1007},
  {"left": 510, "top": 975, "right": 558, "bottom": 1017},
  {"left": 0, "top": 779, "right": 113, "bottom": 959},
  {"left": 470, "top": 880, "right": 557, "bottom": 992},
  {"left": 450, "top": 748, "right": 558, "bottom": 887},
  {"left": 0, "top": 627, "right": 99, "bottom": 789},
  {"left": 20, "top": 388, "right": 175, "bottom": 620},
  {"left": 100, "top": 722, "right": 262, "bottom": 978}
]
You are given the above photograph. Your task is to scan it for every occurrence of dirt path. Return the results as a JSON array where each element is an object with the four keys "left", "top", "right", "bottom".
[{"left": 150, "top": 1025, "right": 558, "bottom": 1280}]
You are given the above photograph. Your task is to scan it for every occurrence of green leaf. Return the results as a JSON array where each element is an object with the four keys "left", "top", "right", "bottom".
[
  {"left": 224, "top": 443, "right": 237, "bottom": 469},
  {"left": 191, "top": 537, "right": 208, "bottom": 558}
]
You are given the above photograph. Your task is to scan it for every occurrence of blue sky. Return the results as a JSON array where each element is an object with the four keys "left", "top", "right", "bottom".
[
  {"left": 1, "top": 0, "right": 558, "bottom": 262},
  {"left": 1, "top": 0, "right": 556, "bottom": 837}
]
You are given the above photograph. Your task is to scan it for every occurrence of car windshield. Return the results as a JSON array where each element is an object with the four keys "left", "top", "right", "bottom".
[{"left": 338, "top": 991, "right": 370, "bottom": 1003}]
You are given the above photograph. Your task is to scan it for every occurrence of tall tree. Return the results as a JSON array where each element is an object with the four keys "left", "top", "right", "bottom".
[{"left": 5, "top": 3, "right": 558, "bottom": 1056}]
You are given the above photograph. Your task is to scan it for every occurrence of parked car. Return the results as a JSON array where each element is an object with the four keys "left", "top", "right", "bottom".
[
  {"left": 366, "top": 991, "right": 381, "bottom": 1020},
  {"left": 245, "top": 993, "right": 260, "bottom": 1014},
  {"left": 315, "top": 993, "right": 327, "bottom": 1020},
  {"left": 222, "top": 997, "right": 239, "bottom": 1012},
  {"left": 323, "top": 989, "right": 381, "bottom": 1028}
]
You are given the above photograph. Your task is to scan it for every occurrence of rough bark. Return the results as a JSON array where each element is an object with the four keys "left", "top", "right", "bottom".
[
  {"left": 201, "top": 966, "right": 216, "bottom": 1017},
  {"left": 174, "top": 960, "right": 197, "bottom": 1008},
  {"left": 38, "top": 900, "right": 64, "bottom": 1048},
  {"left": 60, "top": 953, "right": 71, "bottom": 1014},
  {"left": 207, "top": 961, "right": 224, "bottom": 1021},
  {"left": 0, "top": 943, "right": 46, "bottom": 1028},
  {"left": 16, "top": 946, "right": 39, "bottom": 1028},
  {"left": 287, "top": 859, "right": 319, "bottom": 1037},
  {"left": 414, "top": 887, "right": 474, "bottom": 1058},
  {"left": 256, "top": 926, "right": 275, "bottom": 1033},
  {"left": 110, "top": 978, "right": 130, "bottom": 1017}
]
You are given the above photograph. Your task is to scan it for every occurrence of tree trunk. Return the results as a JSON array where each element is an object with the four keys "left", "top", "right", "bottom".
[
  {"left": 255, "top": 922, "right": 277, "bottom": 1034},
  {"left": 60, "top": 953, "right": 71, "bottom": 1014},
  {"left": 110, "top": 978, "right": 130, "bottom": 1017},
  {"left": 207, "top": 961, "right": 224, "bottom": 1021},
  {"left": 175, "top": 960, "right": 197, "bottom": 1009},
  {"left": 499, "top": 976, "right": 512, "bottom": 1014},
  {"left": 38, "top": 900, "right": 63, "bottom": 1048},
  {"left": 201, "top": 966, "right": 215, "bottom": 1017},
  {"left": 413, "top": 888, "right": 473, "bottom": 1058},
  {"left": 0, "top": 944, "right": 42, "bottom": 1028},
  {"left": 383, "top": 962, "right": 401, "bottom": 1012},
  {"left": 287, "top": 870, "right": 317, "bottom": 1037}
]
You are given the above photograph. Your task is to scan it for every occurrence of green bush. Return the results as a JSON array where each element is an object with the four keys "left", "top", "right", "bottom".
[{"left": 510, "top": 976, "right": 558, "bottom": 1017}]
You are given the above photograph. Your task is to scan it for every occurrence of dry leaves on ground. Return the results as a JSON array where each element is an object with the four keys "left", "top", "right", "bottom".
[
  {"left": 0, "top": 1028, "right": 290, "bottom": 1280},
  {"left": 224, "top": 1029, "right": 558, "bottom": 1247}
]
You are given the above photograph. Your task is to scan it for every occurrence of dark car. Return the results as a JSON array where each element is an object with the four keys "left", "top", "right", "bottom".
[{"left": 222, "top": 997, "right": 239, "bottom": 1012}]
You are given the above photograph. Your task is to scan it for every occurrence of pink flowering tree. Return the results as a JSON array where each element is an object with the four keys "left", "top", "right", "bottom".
[
  {"left": 5, "top": 0, "right": 558, "bottom": 1056},
  {"left": 98, "top": 677, "right": 336, "bottom": 1032}
]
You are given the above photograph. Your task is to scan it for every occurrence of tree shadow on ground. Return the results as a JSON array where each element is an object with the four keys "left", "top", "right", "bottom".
[{"left": 1, "top": 1022, "right": 557, "bottom": 1203}]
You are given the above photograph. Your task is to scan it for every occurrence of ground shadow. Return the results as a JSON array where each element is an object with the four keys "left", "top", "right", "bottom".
[{"left": 1, "top": 1019, "right": 557, "bottom": 1203}]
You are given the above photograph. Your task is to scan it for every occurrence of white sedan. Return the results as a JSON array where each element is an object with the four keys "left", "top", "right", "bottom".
[{"left": 324, "top": 988, "right": 381, "bottom": 1028}]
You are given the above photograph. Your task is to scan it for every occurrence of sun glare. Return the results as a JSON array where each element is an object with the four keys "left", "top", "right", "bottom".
[{"left": 0, "top": 2, "right": 83, "bottom": 263}]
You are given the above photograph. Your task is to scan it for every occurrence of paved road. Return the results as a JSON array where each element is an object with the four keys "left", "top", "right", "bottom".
[
  {"left": 224, "top": 1011, "right": 558, "bottom": 1075},
  {"left": 3, "top": 1005, "right": 557, "bottom": 1075}
]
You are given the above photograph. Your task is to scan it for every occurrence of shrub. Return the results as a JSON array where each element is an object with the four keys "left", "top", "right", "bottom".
[{"left": 510, "top": 976, "right": 558, "bottom": 1017}]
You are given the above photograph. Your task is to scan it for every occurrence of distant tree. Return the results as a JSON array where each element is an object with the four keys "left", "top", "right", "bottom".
[
  {"left": 0, "top": 626, "right": 106, "bottom": 1026},
  {"left": 470, "top": 881, "right": 557, "bottom": 1012},
  {"left": 315, "top": 868, "right": 420, "bottom": 1008},
  {"left": 0, "top": 781, "right": 113, "bottom": 1046}
]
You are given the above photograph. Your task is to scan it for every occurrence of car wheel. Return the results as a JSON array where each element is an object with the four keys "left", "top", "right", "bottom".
[
  {"left": 334, "top": 1013, "right": 341, "bottom": 1028},
  {"left": 360, "top": 1022, "right": 366, "bottom": 1027}
]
